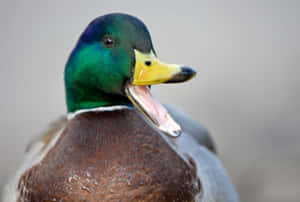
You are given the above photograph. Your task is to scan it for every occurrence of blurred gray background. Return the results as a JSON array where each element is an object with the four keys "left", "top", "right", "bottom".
[{"left": 1, "top": 1, "right": 299, "bottom": 202}]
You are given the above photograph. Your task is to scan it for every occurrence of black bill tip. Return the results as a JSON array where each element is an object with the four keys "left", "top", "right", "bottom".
[{"left": 165, "top": 66, "right": 196, "bottom": 83}]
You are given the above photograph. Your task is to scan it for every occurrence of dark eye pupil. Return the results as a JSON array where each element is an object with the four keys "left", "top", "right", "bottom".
[
  {"left": 105, "top": 38, "right": 113, "bottom": 45},
  {"left": 102, "top": 36, "right": 115, "bottom": 47}
]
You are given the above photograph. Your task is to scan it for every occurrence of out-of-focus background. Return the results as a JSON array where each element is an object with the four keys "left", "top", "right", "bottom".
[{"left": 1, "top": 1, "right": 299, "bottom": 201}]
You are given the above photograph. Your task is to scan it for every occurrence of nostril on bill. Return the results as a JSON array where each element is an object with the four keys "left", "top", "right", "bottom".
[{"left": 145, "top": 61, "right": 152, "bottom": 66}]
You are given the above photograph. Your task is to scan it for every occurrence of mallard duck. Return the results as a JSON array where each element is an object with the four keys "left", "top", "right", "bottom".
[{"left": 2, "top": 13, "right": 240, "bottom": 202}]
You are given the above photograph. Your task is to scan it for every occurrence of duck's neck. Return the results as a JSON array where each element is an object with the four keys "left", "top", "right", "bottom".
[
  {"left": 67, "top": 105, "right": 132, "bottom": 120},
  {"left": 65, "top": 83, "right": 130, "bottom": 112}
]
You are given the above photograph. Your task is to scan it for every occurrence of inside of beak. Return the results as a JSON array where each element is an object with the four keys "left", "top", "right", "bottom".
[
  {"left": 125, "top": 82, "right": 182, "bottom": 137},
  {"left": 125, "top": 50, "right": 196, "bottom": 137}
]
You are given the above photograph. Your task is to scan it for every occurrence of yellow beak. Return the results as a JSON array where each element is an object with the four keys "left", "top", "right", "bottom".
[{"left": 132, "top": 50, "right": 196, "bottom": 85}]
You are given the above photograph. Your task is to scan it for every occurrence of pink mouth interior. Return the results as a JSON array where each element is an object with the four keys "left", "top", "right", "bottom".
[{"left": 125, "top": 83, "right": 182, "bottom": 137}]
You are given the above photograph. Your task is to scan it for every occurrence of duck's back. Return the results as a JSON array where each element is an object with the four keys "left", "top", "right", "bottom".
[{"left": 15, "top": 109, "right": 201, "bottom": 202}]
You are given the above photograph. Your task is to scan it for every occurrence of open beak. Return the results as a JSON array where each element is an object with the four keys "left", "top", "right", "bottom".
[{"left": 125, "top": 50, "right": 196, "bottom": 137}]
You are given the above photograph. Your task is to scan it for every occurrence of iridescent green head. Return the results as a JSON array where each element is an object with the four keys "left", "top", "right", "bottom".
[
  {"left": 65, "top": 13, "right": 196, "bottom": 137},
  {"left": 65, "top": 13, "right": 155, "bottom": 112}
]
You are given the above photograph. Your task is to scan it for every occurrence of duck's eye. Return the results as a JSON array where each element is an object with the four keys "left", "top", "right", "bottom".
[{"left": 102, "top": 36, "right": 115, "bottom": 48}]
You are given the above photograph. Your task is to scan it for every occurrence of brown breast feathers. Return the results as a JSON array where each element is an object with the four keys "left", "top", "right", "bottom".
[{"left": 18, "top": 109, "right": 201, "bottom": 202}]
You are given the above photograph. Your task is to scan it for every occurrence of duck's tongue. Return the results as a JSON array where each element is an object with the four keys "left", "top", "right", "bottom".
[{"left": 125, "top": 83, "right": 182, "bottom": 137}]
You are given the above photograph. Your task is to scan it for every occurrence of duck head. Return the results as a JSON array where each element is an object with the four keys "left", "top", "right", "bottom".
[{"left": 65, "top": 13, "right": 196, "bottom": 137}]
